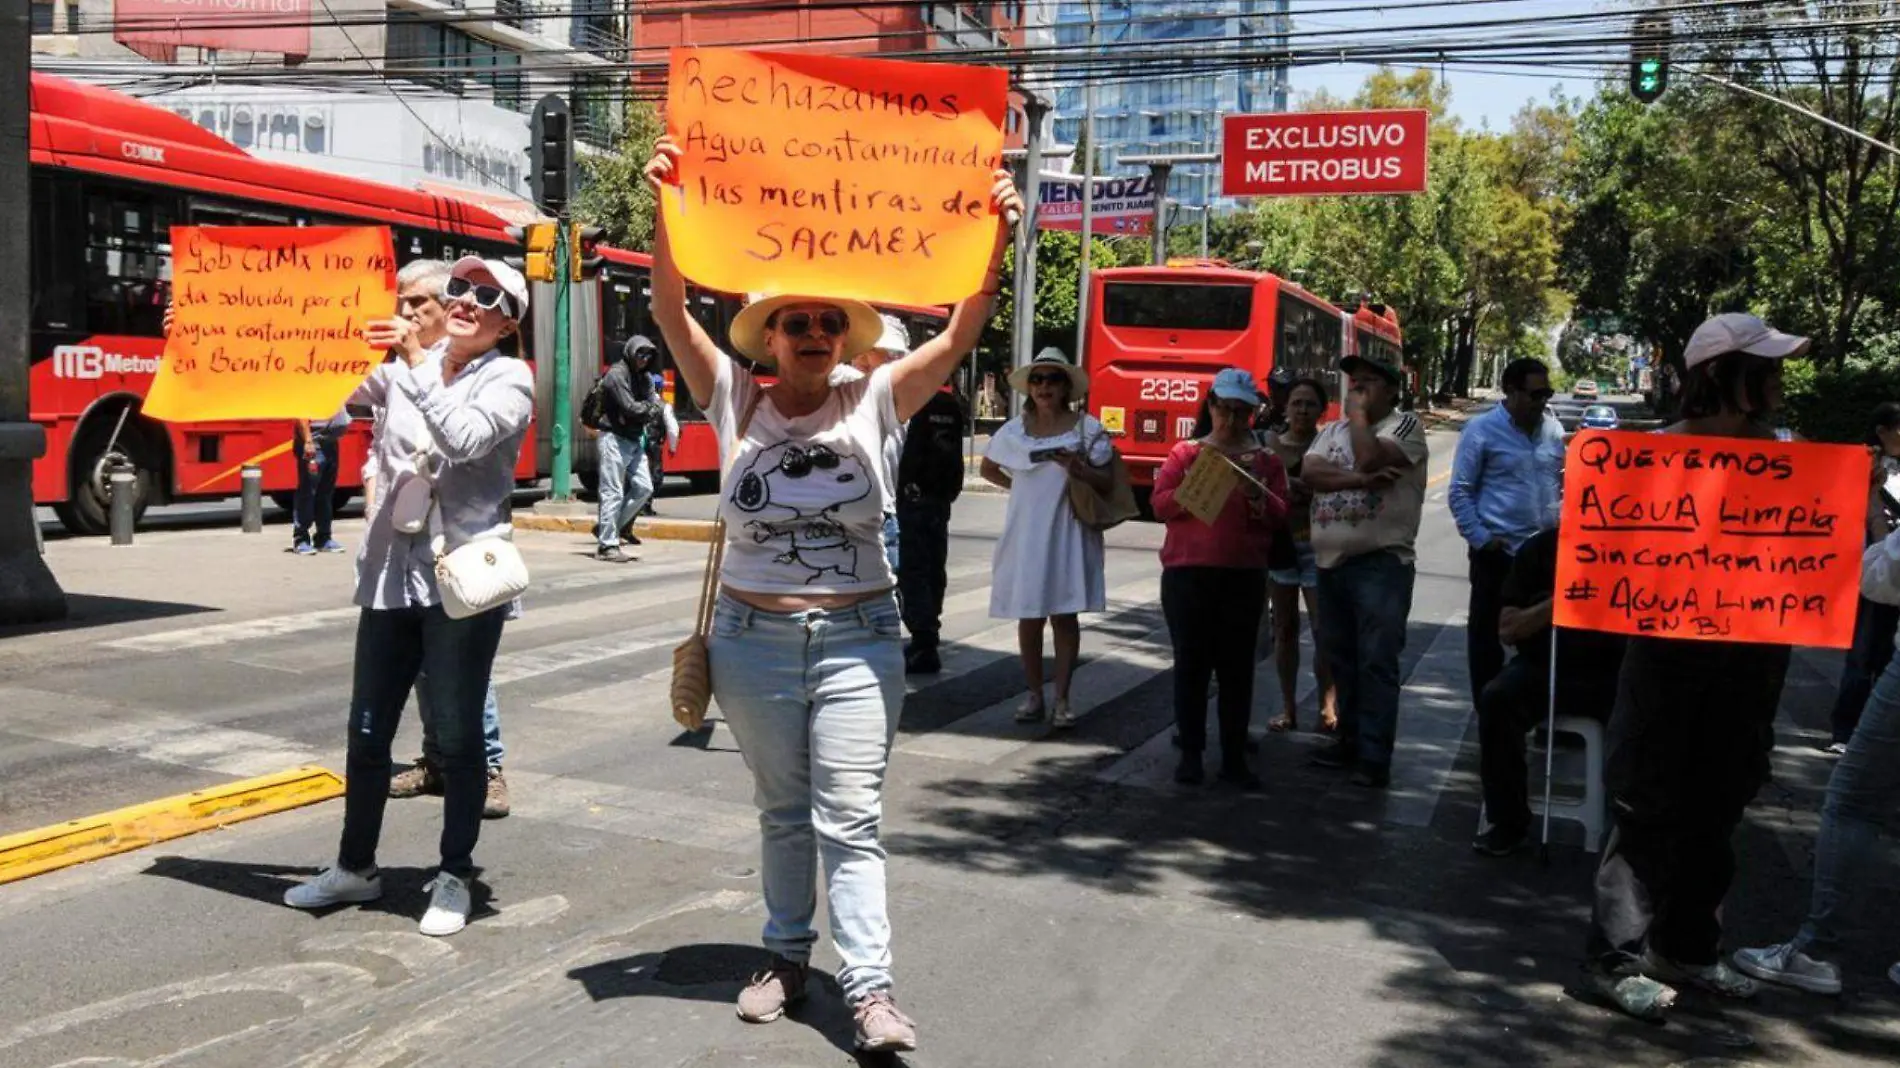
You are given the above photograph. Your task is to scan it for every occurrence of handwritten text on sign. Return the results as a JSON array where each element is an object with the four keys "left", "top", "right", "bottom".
[
  {"left": 143, "top": 227, "right": 395, "bottom": 423},
  {"left": 1553, "top": 430, "right": 1870, "bottom": 648},
  {"left": 661, "top": 48, "right": 1007, "bottom": 306}
]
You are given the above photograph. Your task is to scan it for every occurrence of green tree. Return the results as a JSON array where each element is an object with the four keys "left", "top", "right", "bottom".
[{"left": 570, "top": 101, "right": 665, "bottom": 251}]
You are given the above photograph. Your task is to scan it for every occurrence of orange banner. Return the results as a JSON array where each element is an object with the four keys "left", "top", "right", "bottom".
[
  {"left": 1553, "top": 430, "right": 1871, "bottom": 648},
  {"left": 144, "top": 226, "right": 395, "bottom": 422},
  {"left": 660, "top": 47, "right": 1007, "bottom": 306}
]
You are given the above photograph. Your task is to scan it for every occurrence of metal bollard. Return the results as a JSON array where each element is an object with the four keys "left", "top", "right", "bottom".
[
  {"left": 240, "top": 464, "right": 264, "bottom": 533},
  {"left": 108, "top": 463, "right": 137, "bottom": 546}
]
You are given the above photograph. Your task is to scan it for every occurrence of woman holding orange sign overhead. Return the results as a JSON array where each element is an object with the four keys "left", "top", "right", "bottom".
[
  {"left": 643, "top": 137, "right": 1021, "bottom": 1055},
  {"left": 1585, "top": 313, "right": 1807, "bottom": 1021}
]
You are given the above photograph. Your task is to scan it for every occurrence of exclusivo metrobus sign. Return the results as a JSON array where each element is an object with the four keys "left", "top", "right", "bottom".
[{"left": 1220, "top": 109, "right": 1429, "bottom": 197}]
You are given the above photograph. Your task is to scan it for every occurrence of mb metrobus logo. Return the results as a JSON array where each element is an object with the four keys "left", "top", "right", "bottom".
[{"left": 52, "top": 345, "right": 161, "bottom": 380}]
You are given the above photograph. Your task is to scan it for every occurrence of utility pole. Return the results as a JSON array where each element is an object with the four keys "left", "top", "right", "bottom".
[
  {"left": 0, "top": 0, "right": 68, "bottom": 624},
  {"left": 1122, "top": 152, "right": 1220, "bottom": 267},
  {"left": 1073, "top": 0, "right": 1098, "bottom": 366},
  {"left": 1008, "top": 95, "right": 1052, "bottom": 422}
]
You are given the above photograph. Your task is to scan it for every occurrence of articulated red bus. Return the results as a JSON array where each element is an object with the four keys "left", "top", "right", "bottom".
[
  {"left": 1083, "top": 261, "right": 1403, "bottom": 496},
  {"left": 27, "top": 73, "right": 947, "bottom": 533}
]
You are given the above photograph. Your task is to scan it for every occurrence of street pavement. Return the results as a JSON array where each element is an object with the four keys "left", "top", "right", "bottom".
[{"left": 2, "top": 420, "right": 1898, "bottom": 1067}]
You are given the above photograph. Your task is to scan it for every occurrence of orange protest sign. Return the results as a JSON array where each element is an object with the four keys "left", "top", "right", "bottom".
[
  {"left": 143, "top": 226, "right": 395, "bottom": 423},
  {"left": 660, "top": 47, "right": 1007, "bottom": 307},
  {"left": 1553, "top": 430, "right": 1871, "bottom": 648}
]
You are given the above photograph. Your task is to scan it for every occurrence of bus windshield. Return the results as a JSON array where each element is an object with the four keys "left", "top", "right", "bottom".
[{"left": 1102, "top": 282, "right": 1252, "bottom": 331}]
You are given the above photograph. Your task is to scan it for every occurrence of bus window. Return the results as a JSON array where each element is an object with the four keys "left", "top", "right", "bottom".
[
  {"left": 1276, "top": 293, "right": 1342, "bottom": 379},
  {"left": 1356, "top": 330, "right": 1401, "bottom": 373},
  {"left": 187, "top": 196, "right": 296, "bottom": 226},
  {"left": 1102, "top": 282, "right": 1251, "bottom": 331},
  {"left": 85, "top": 184, "right": 177, "bottom": 338},
  {"left": 31, "top": 173, "right": 83, "bottom": 335}
]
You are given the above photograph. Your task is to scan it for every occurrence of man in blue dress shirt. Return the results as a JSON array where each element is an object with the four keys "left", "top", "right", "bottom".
[{"left": 1448, "top": 358, "right": 1566, "bottom": 705}]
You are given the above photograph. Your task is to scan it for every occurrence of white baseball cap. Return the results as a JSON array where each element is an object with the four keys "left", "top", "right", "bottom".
[
  {"left": 1683, "top": 312, "right": 1808, "bottom": 369},
  {"left": 874, "top": 314, "right": 911, "bottom": 356},
  {"left": 449, "top": 256, "right": 529, "bottom": 321}
]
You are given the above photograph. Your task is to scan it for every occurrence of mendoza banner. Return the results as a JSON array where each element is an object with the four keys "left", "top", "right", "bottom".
[{"left": 1036, "top": 172, "right": 1155, "bottom": 236}]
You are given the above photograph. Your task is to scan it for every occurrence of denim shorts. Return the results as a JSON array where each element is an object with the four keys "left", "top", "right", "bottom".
[{"left": 1268, "top": 538, "right": 1318, "bottom": 589}]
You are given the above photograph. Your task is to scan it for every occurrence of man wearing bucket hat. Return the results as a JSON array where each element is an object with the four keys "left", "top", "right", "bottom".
[{"left": 1300, "top": 341, "right": 1428, "bottom": 789}]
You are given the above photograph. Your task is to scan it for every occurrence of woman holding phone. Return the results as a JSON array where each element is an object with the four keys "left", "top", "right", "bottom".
[{"left": 980, "top": 348, "right": 1113, "bottom": 728}]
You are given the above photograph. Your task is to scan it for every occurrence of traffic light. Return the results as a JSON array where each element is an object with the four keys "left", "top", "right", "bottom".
[
  {"left": 570, "top": 223, "right": 605, "bottom": 282},
  {"left": 1631, "top": 14, "right": 1671, "bottom": 104},
  {"left": 530, "top": 94, "right": 572, "bottom": 216},
  {"left": 505, "top": 222, "right": 560, "bottom": 283}
]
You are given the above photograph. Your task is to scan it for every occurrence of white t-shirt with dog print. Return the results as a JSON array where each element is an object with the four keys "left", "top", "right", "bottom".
[{"left": 707, "top": 358, "right": 899, "bottom": 596}]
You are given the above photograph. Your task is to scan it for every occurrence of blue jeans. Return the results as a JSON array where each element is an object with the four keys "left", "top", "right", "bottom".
[
  {"left": 1315, "top": 550, "right": 1416, "bottom": 769},
  {"left": 708, "top": 592, "right": 906, "bottom": 1003},
  {"left": 338, "top": 604, "right": 507, "bottom": 878},
  {"left": 597, "top": 432, "right": 653, "bottom": 549},
  {"left": 292, "top": 434, "right": 340, "bottom": 546},
  {"left": 1831, "top": 597, "right": 1899, "bottom": 744},
  {"left": 1794, "top": 649, "right": 1900, "bottom": 957},
  {"left": 417, "top": 679, "right": 504, "bottom": 769}
]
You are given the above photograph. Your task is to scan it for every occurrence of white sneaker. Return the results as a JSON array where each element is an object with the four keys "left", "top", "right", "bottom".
[
  {"left": 419, "top": 871, "right": 471, "bottom": 937},
  {"left": 1050, "top": 699, "right": 1077, "bottom": 729},
  {"left": 1733, "top": 942, "right": 1842, "bottom": 995},
  {"left": 1013, "top": 694, "right": 1046, "bottom": 724},
  {"left": 284, "top": 866, "right": 381, "bottom": 910},
  {"left": 1887, "top": 960, "right": 1899, "bottom": 990}
]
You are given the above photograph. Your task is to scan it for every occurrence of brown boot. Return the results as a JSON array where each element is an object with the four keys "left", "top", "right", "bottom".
[
  {"left": 483, "top": 767, "right": 511, "bottom": 819},
  {"left": 388, "top": 758, "right": 442, "bottom": 798}
]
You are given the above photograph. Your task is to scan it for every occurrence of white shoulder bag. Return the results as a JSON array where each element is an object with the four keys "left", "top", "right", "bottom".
[{"left": 431, "top": 493, "right": 530, "bottom": 620}]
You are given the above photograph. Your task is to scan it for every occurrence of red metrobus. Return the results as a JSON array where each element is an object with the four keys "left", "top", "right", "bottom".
[
  {"left": 1084, "top": 262, "right": 1403, "bottom": 495},
  {"left": 27, "top": 73, "right": 949, "bottom": 533}
]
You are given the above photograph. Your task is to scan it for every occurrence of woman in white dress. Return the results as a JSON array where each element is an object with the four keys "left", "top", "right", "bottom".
[{"left": 980, "top": 348, "right": 1113, "bottom": 728}]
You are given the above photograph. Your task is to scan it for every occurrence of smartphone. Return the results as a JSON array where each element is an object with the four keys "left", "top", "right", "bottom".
[{"left": 1029, "top": 447, "right": 1063, "bottom": 464}]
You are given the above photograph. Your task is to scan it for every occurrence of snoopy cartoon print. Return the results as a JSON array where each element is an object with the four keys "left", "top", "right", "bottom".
[{"left": 730, "top": 440, "right": 873, "bottom": 584}]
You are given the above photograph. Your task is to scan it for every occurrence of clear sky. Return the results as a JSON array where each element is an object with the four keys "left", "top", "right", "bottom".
[
  {"left": 1285, "top": 0, "right": 1604, "bottom": 130},
  {"left": 1294, "top": 61, "right": 1588, "bottom": 130}
]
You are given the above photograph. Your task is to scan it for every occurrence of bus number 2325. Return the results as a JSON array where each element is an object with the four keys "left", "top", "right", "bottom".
[{"left": 1138, "top": 377, "right": 1201, "bottom": 403}]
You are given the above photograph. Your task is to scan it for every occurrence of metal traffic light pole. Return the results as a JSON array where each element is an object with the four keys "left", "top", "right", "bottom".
[{"left": 550, "top": 221, "right": 573, "bottom": 501}]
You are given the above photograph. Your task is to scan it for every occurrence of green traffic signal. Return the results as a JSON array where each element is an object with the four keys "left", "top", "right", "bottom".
[{"left": 1631, "top": 56, "right": 1667, "bottom": 104}]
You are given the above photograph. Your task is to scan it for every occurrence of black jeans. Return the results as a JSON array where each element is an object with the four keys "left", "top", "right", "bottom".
[
  {"left": 897, "top": 496, "right": 953, "bottom": 648},
  {"left": 1832, "top": 596, "right": 1900, "bottom": 744},
  {"left": 339, "top": 603, "right": 507, "bottom": 878},
  {"left": 1477, "top": 654, "right": 1615, "bottom": 836},
  {"left": 1161, "top": 567, "right": 1267, "bottom": 768},
  {"left": 1466, "top": 546, "right": 1513, "bottom": 707},
  {"left": 293, "top": 433, "right": 340, "bottom": 546}
]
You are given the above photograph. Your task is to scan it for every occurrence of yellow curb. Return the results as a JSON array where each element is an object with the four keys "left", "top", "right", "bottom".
[
  {"left": 0, "top": 765, "right": 345, "bottom": 886},
  {"left": 513, "top": 514, "right": 719, "bottom": 542}
]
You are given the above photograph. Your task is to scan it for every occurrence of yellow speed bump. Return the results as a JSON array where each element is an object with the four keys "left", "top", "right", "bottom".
[{"left": 0, "top": 765, "right": 344, "bottom": 886}]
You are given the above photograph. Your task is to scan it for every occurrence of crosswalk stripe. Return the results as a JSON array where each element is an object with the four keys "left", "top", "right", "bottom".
[
  {"left": 501, "top": 769, "right": 758, "bottom": 854},
  {"left": 0, "top": 686, "right": 323, "bottom": 779},
  {"left": 100, "top": 569, "right": 654, "bottom": 654},
  {"left": 897, "top": 617, "right": 1175, "bottom": 765}
]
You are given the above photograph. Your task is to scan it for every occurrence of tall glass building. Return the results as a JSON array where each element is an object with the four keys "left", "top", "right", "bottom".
[{"left": 1051, "top": 1, "right": 1291, "bottom": 209}]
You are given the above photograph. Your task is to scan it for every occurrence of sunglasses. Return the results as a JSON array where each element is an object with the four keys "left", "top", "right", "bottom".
[
  {"left": 1027, "top": 372, "right": 1068, "bottom": 386},
  {"left": 778, "top": 444, "right": 841, "bottom": 478},
  {"left": 1519, "top": 388, "right": 1555, "bottom": 402},
  {"left": 776, "top": 310, "right": 850, "bottom": 339},
  {"left": 445, "top": 276, "right": 516, "bottom": 317},
  {"left": 1213, "top": 400, "right": 1256, "bottom": 415}
]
